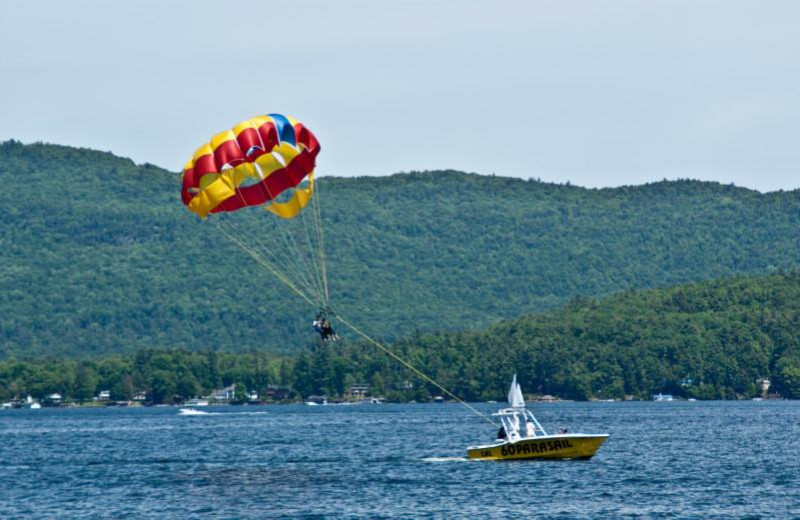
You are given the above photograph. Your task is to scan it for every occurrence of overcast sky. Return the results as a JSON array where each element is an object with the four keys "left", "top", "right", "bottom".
[{"left": 1, "top": 1, "right": 797, "bottom": 191}]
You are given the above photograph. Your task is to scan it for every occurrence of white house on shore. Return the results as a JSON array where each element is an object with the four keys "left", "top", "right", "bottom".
[{"left": 210, "top": 385, "right": 236, "bottom": 401}]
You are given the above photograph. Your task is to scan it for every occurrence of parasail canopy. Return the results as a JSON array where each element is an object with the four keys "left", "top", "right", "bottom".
[
  {"left": 180, "top": 114, "right": 330, "bottom": 311},
  {"left": 181, "top": 114, "right": 320, "bottom": 220}
]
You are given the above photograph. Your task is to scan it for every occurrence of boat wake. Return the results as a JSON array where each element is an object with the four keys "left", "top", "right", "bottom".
[
  {"left": 421, "top": 457, "right": 469, "bottom": 463},
  {"left": 178, "top": 409, "right": 272, "bottom": 416},
  {"left": 178, "top": 408, "right": 210, "bottom": 416}
]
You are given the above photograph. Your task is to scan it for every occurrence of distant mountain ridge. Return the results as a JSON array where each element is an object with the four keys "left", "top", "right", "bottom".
[{"left": 1, "top": 140, "right": 799, "bottom": 357}]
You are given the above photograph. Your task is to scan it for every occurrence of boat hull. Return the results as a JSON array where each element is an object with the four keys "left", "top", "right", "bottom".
[{"left": 467, "top": 434, "right": 609, "bottom": 461}]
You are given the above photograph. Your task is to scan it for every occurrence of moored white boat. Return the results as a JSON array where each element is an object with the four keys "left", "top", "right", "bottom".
[
  {"left": 467, "top": 374, "right": 609, "bottom": 461},
  {"left": 652, "top": 393, "right": 673, "bottom": 401}
]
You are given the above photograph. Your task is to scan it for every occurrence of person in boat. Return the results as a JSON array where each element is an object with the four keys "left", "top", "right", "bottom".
[
  {"left": 497, "top": 425, "right": 507, "bottom": 440},
  {"left": 508, "top": 413, "right": 520, "bottom": 440},
  {"left": 557, "top": 428, "right": 568, "bottom": 435},
  {"left": 526, "top": 420, "right": 536, "bottom": 437}
]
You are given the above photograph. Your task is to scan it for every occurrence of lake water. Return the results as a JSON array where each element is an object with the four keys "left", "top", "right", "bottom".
[{"left": 1, "top": 401, "right": 798, "bottom": 518}]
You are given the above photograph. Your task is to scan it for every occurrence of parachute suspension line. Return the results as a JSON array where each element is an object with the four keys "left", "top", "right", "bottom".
[
  {"left": 216, "top": 221, "right": 317, "bottom": 306},
  {"left": 296, "top": 193, "right": 327, "bottom": 309},
  {"left": 311, "top": 177, "right": 330, "bottom": 307},
  {"left": 215, "top": 224, "right": 319, "bottom": 308},
  {"left": 332, "top": 313, "right": 499, "bottom": 428},
  {"left": 242, "top": 133, "right": 326, "bottom": 306},
  {"left": 239, "top": 218, "right": 325, "bottom": 307},
  {"left": 269, "top": 217, "right": 324, "bottom": 305},
  {"left": 259, "top": 181, "right": 328, "bottom": 307},
  {"left": 213, "top": 194, "right": 324, "bottom": 307},
  {"left": 232, "top": 221, "right": 321, "bottom": 301},
  {"left": 221, "top": 174, "right": 326, "bottom": 307}
]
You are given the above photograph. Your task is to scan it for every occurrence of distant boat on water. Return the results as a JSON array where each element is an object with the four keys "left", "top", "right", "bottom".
[
  {"left": 3, "top": 398, "right": 43, "bottom": 409},
  {"left": 652, "top": 393, "right": 673, "bottom": 401}
]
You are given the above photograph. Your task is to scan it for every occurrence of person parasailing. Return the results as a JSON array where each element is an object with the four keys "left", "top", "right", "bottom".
[
  {"left": 313, "top": 311, "right": 339, "bottom": 341},
  {"left": 321, "top": 316, "right": 339, "bottom": 341},
  {"left": 313, "top": 314, "right": 325, "bottom": 339}
]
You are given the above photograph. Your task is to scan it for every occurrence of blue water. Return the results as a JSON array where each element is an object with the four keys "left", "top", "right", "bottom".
[{"left": 1, "top": 401, "right": 798, "bottom": 518}]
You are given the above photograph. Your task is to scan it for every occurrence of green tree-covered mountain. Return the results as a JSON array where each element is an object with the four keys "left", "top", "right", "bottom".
[
  {"left": 3, "top": 272, "right": 800, "bottom": 402},
  {"left": 343, "top": 270, "right": 800, "bottom": 401},
  {"left": 1, "top": 140, "right": 799, "bottom": 357}
]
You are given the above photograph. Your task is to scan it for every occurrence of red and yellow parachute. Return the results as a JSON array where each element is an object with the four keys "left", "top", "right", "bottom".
[
  {"left": 181, "top": 114, "right": 330, "bottom": 311},
  {"left": 181, "top": 114, "right": 320, "bottom": 219}
]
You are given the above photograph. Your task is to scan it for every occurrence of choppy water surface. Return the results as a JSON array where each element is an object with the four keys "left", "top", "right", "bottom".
[{"left": 1, "top": 401, "right": 798, "bottom": 518}]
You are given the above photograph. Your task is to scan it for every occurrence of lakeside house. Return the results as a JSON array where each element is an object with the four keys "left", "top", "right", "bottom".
[
  {"left": 348, "top": 384, "right": 370, "bottom": 399},
  {"left": 42, "top": 393, "right": 63, "bottom": 407},
  {"left": 265, "top": 385, "right": 290, "bottom": 401},
  {"left": 396, "top": 380, "right": 414, "bottom": 390},
  {"left": 210, "top": 384, "right": 236, "bottom": 402}
]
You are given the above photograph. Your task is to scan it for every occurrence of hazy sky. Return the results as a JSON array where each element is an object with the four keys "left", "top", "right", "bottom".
[{"left": 1, "top": 1, "right": 798, "bottom": 191}]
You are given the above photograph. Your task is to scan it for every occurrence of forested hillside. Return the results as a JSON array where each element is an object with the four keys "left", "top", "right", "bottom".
[
  {"left": 1, "top": 140, "right": 799, "bottom": 357},
  {"left": 3, "top": 272, "right": 800, "bottom": 402},
  {"left": 295, "top": 271, "right": 800, "bottom": 401}
]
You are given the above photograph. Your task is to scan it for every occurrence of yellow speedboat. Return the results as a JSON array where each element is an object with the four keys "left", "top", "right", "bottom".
[{"left": 467, "top": 375, "right": 609, "bottom": 461}]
